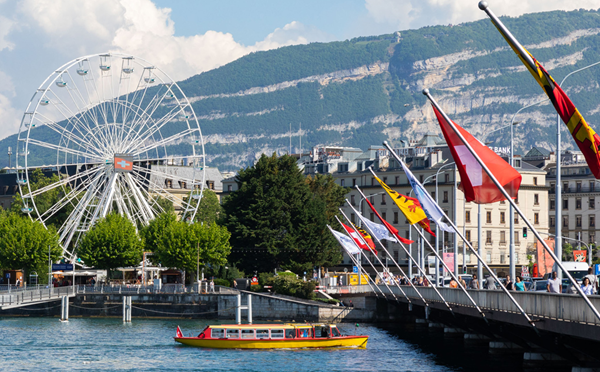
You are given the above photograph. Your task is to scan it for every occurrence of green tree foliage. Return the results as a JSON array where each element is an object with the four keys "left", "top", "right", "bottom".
[
  {"left": 152, "top": 221, "right": 231, "bottom": 274},
  {"left": 151, "top": 196, "right": 175, "bottom": 215},
  {"left": 140, "top": 212, "right": 177, "bottom": 253},
  {"left": 12, "top": 169, "right": 73, "bottom": 228},
  {"left": 77, "top": 213, "right": 143, "bottom": 270},
  {"left": 223, "top": 154, "right": 343, "bottom": 274},
  {"left": 0, "top": 211, "right": 61, "bottom": 282},
  {"left": 183, "top": 189, "right": 222, "bottom": 224}
]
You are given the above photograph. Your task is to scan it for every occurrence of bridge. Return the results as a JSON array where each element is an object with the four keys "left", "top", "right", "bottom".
[
  {"left": 327, "top": 284, "right": 600, "bottom": 370},
  {"left": 0, "top": 286, "right": 76, "bottom": 310}
]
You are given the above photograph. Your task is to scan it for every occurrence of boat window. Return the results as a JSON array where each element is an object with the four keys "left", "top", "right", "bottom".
[
  {"left": 285, "top": 329, "right": 295, "bottom": 339},
  {"left": 256, "top": 329, "right": 269, "bottom": 339},
  {"left": 226, "top": 329, "right": 240, "bottom": 339},
  {"left": 270, "top": 329, "right": 284, "bottom": 339},
  {"left": 331, "top": 327, "right": 341, "bottom": 337},
  {"left": 241, "top": 329, "right": 255, "bottom": 339},
  {"left": 315, "top": 326, "right": 329, "bottom": 338},
  {"left": 211, "top": 328, "right": 224, "bottom": 338},
  {"left": 297, "top": 328, "right": 312, "bottom": 338}
]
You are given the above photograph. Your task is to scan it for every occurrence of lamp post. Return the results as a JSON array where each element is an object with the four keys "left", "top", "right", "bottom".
[
  {"left": 555, "top": 60, "right": 600, "bottom": 279},
  {"left": 357, "top": 191, "right": 386, "bottom": 276},
  {"left": 434, "top": 162, "right": 455, "bottom": 286},
  {"left": 410, "top": 174, "right": 437, "bottom": 277}
]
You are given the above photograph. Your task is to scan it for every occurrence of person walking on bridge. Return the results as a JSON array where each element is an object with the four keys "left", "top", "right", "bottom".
[
  {"left": 469, "top": 274, "right": 479, "bottom": 289},
  {"left": 581, "top": 277, "right": 594, "bottom": 295},
  {"left": 584, "top": 267, "right": 598, "bottom": 294},
  {"left": 514, "top": 276, "right": 527, "bottom": 291},
  {"left": 485, "top": 275, "right": 496, "bottom": 290},
  {"left": 505, "top": 275, "right": 514, "bottom": 290},
  {"left": 546, "top": 272, "right": 562, "bottom": 293}
]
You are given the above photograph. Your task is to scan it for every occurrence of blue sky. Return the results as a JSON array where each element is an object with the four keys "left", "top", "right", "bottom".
[{"left": 0, "top": 0, "right": 597, "bottom": 139}]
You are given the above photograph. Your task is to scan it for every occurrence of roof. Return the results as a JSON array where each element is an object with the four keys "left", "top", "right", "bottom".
[
  {"left": 415, "top": 132, "right": 446, "bottom": 147},
  {"left": 524, "top": 147, "right": 551, "bottom": 158}
]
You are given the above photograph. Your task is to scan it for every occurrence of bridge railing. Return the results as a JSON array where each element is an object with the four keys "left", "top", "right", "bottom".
[
  {"left": 75, "top": 284, "right": 238, "bottom": 295},
  {"left": 0, "top": 286, "right": 75, "bottom": 308},
  {"left": 328, "top": 284, "right": 600, "bottom": 325}
]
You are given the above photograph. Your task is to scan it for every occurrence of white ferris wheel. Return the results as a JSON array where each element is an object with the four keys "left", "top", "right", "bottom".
[{"left": 16, "top": 53, "right": 205, "bottom": 261}]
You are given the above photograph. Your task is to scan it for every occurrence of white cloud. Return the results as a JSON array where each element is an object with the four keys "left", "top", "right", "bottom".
[
  {"left": 0, "top": 70, "right": 20, "bottom": 139},
  {"left": 0, "top": 15, "right": 15, "bottom": 52},
  {"left": 365, "top": 0, "right": 600, "bottom": 31}
]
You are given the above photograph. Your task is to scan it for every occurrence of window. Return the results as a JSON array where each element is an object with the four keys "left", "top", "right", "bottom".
[
  {"left": 297, "top": 328, "right": 312, "bottom": 338},
  {"left": 500, "top": 231, "right": 506, "bottom": 243},
  {"left": 590, "top": 197, "right": 595, "bottom": 210},
  {"left": 576, "top": 215, "right": 582, "bottom": 228},
  {"left": 394, "top": 212, "right": 399, "bottom": 224},
  {"left": 590, "top": 215, "right": 596, "bottom": 228},
  {"left": 445, "top": 174, "right": 450, "bottom": 183},
  {"left": 371, "top": 178, "right": 375, "bottom": 186},
  {"left": 514, "top": 232, "right": 520, "bottom": 244},
  {"left": 500, "top": 212, "right": 505, "bottom": 224},
  {"left": 351, "top": 213, "right": 355, "bottom": 224},
  {"left": 514, "top": 214, "right": 519, "bottom": 224},
  {"left": 285, "top": 329, "right": 296, "bottom": 339},
  {"left": 443, "top": 191, "right": 448, "bottom": 203},
  {"left": 465, "top": 211, "right": 471, "bottom": 223},
  {"left": 206, "top": 181, "right": 215, "bottom": 190},
  {"left": 486, "top": 252, "right": 492, "bottom": 263},
  {"left": 550, "top": 199, "right": 555, "bottom": 210},
  {"left": 351, "top": 195, "right": 356, "bottom": 206},
  {"left": 486, "top": 230, "right": 492, "bottom": 244},
  {"left": 227, "top": 185, "right": 232, "bottom": 192},
  {"left": 340, "top": 179, "right": 345, "bottom": 187},
  {"left": 534, "top": 213, "right": 539, "bottom": 225},
  {"left": 591, "top": 181, "right": 596, "bottom": 192},
  {"left": 256, "top": 329, "right": 269, "bottom": 339},
  {"left": 226, "top": 329, "right": 240, "bottom": 339},
  {"left": 563, "top": 216, "right": 569, "bottom": 228},
  {"left": 533, "top": 177, "right": 538, "bottom": 186},
  {"left": 211, "top": 328, "right": 225, "bottom": 338},
  {"left": 352, "top": 179, "right": 356, "bottom": 187},
  {"left": 395, "top": 176, "right": 400, "bottom": 185},
  {"left": 515, "top": 159, "right": 521, "bottom": 167},
  {"left": 486, "top": 211, "right": 492, "bottom": 224},
  {"left": 466, "top": 230, "right": 471, "bottom": 242},
  {"left": 431, "top": 191, "right": 435, "bottom": 199},
  {"left": 419, "top": 175, "right": 424, "bottom": 183},
  {"left": 370, "top": 196, "right": 374, "bottom": 204},
  {"left": 382, "top": 212, "right": 387, "bottom": 221},
  {"left": 577, "top": 182, "right": 582, "bottom": 192},
  {"left": 242, "top": 329, "right": 255, "bottom": 339},
  {"left": 393, "top": 250, "right": 399, "bottom": 262},
  {"left": 563, "top": 199, "right": 569, "bottom": 210},
  {"left": 270, "top": 329, "right": 284, "bottom": 339},
  {"left": 563, "top": 182, "right": 568, "bottom": 192},
  {"left": 576, "top": 198, "right": 582, "bottom": 210},
  {"left": 534, "top": 194, "right": 539, "bottom": 205},
  {"left": 515, "top": 193, "right": 519, "bottom": 204},
  {"left": 165, "top": 179, "right": 173, "bottom": 188},
  {"left": 500, "top": 253, "right": 506, "bottom": 264},
  {"left": 550, "top": 216, "right": 555, "bottom": 227},
  {"left": 590, "top": 232, "right": 596, "bottom": 244},
  {"left": 370, "top": 213, "right": 374, "bottom": 222},
  {"left": 383, "top": 177, "right": 387, "bottom": 184},
  {"left": 551, "top": 183, "right": 555, "bottom": 193},
  {"left": 381, "top": 194, "right": 386, "bottom": 205}
]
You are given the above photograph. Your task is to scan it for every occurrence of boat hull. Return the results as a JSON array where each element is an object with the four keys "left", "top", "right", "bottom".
[{"left": 174, "top": 336, "right": 368, "bottom": 349}]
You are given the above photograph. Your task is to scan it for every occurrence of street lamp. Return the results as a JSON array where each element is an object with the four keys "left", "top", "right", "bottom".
[
  {"left": 434, "top": 162, "right": 455, "bottom": 287},
  {"left": 555, "top": 60, "right": 600, "bottom": 279}
]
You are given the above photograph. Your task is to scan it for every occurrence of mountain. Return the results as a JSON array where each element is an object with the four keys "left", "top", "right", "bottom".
[{"left": 4, "top": 9, "right": 600, "bottom": 171}]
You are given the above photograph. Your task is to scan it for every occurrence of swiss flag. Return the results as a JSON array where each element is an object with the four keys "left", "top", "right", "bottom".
[
  {"left": 341, "top": 223, "right": 377, "bottom": 255},
  {"left": 432, "top": 105, "right": 521, "bottom": 204},
  {"left": 115, "top": 156, "right": 133, "bottom": 171}
]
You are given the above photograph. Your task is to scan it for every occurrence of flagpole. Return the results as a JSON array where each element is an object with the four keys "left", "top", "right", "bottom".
[
  {"left": 336, "top": 213, "right": 405, "bottom": 303},
  {"left": 327, "top": 225, "right": 380, "bottom": 297},
  {"left": 344, "top": 199, "right": 435, "bottom": 309},
  {"left": 478, "top": 204, "right": 483, "bottom": 284},
  {"left": 332, "top": 218, "right": 387, "bottom": 298},
  {"left": 364, "top": 169, "right": 487, "bottom": 319},
  {"left": 421, "top": 88, "right": 600, "bottom": 324},
  {"left": 454, "top": 164, "right": 459, "bottom": 275},
  {"left": 348, "top": 191, "right": 453, "bottom": 313},
  {"left": 384, "top": 139, "right": 537, "bottom": 329}
]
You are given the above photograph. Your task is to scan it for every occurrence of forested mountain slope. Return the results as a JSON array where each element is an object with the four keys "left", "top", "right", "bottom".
[{"left": 4, "top": 9, "right": 600, "bottom": 171}]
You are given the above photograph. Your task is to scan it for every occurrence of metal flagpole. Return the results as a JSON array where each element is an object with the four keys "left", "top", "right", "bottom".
[
  {"left": 478, "top": 204, "right": 483, "bottom": 283},
  {"left": 336, "top": 214, "right": 403, "bottom": 302},
  {"left": 384, "top": 138, "right": 537, "bottom": 328},
  {"left": 420, "top": 88, "right": 600, "bottom": 323},
  {"left": 327, "top": 225, "right": 380, "bottom": 297},
  {"left": 454, "top": 164, "right": 459, "bottom": 275},
  {"left": 344, "top": 201, "right": 433, "bottom": 307},
  {"left": 408, "top": 224, "right": 413, "bottom": 278}
]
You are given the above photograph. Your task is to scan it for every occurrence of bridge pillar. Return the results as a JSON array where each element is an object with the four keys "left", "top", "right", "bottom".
[
  {"left": 123, "top": 296, "right": 132, "bottom": 322},
  {"left": 464, "top": 333, "right": 490, "bottom": 343},
  {"left": 523, "top": 352, "right": 570, "bottom": 370},
  {"left": 428, "top": 322, "right": 444, "bottom": 329},
  {"left": 444, "top": 327, "right": 465, "bottom": 335},
  {"left": 60, "top": 296, "right": 69, "bottom": 322},
  {"left": 415, "top": 318, "right": 428, "bottom": 325},
  {"left": 488, "top": 341, "right": 523, "bottom": 355}
]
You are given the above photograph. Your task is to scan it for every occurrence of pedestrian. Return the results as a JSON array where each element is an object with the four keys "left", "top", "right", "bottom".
[
  {"left": 449, "top": 278, "right": 458, "bottom": 288},
  {"left": 584, "top": 267, "right": 598, "bottom": 294},
  {"left": 514, "top": 276, "right": 527, "bottom": 291},
  {"left": 546, "top": 271, "right": 562, "bottom": 293},
  {"left": 233, "top": 279, "right": 237, "bottom": 289},
  {"left": 423, "top": 276, "right": 429, "bottom": 286},
  {"left": 417, "top": 277, "right": 424, "bottom": 286},
  {"left": 459, "top": 277, "right": 467, "bottom": 288},
  {"left": 209, "top": 279, "right": 215, "bottom": 293},
  {"left": 470, "top": 274, "right": 479, "bottom": 289},
  {"left": 581, "top": 277, "right": 594, "bottom": 295},
  {"left": 505, "top": 275, "right": 514, "bottom": 290},
  {"left": 485, "top": 275, "right": 496, "bottom": 290}
]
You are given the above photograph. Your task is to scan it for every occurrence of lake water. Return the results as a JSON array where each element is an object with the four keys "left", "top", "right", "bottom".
[{"left": 0, "top": 317, "right": 524, "bottom": 371}]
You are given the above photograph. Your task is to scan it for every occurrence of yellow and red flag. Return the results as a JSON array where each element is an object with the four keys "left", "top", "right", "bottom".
[
  {"left": 483, "top": 6, "right": 600, "bottom": 178},
  {"left": 352, "top": 223, "right": 376, "bottom": 251},
  {"left": 372, "top": 174, "right": 436, "bottom": 237}
]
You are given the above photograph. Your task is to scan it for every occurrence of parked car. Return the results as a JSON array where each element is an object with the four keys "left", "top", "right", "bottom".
[{"left": 531, "top": 280, "right": 548, "bottom": 292}]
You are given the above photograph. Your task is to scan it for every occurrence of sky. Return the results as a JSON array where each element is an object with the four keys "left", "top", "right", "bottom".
[{"left": 0, "top": 0, "right": 599, "bottom": 140}]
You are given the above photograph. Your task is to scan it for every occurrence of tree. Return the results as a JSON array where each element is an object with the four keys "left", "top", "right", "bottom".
[
  {"left": 77, "top": 213, "right": 143, "bottom": 270},
  {"left": 151, "top": 196, "right": 175, "bottom": 215},
  {"left": 140, "top": 212, "right": 178, "bottom": 253},
  {"left": 153, "top": 221, "right": 231, "bottom": 277},
  {"left": 305, "top": 174, "right": 348, "bottom": 224},
  {"left": 223, "top": 153, "right": 343, "bottom": 274},
  {"left": 183, "top": 189, "right": 222, "bottom": 224},
  {"left": 0, "top": 211, "right": 61, "bottom": 283}
]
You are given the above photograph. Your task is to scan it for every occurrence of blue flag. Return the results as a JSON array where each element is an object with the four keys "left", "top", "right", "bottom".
[{"left": 400, "top": 160, "right": 454, "bottom": 233}]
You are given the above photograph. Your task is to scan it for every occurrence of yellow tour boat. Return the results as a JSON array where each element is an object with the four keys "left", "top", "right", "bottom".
[{"left": 174, "top": 323, "right": 368, "bottom": 349}]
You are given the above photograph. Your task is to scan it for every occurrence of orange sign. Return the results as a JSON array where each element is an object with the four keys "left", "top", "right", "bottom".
[
  {"left": 573, "top": 250, "right": 587, "bottom": 262},
  {"left": 114, "top": 154, "right": 133, "bottom": 172}
]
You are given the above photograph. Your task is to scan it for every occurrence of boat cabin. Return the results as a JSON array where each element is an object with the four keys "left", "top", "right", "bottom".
[{"left": 199, "top": 324, "right": 343, "bottom": 340}]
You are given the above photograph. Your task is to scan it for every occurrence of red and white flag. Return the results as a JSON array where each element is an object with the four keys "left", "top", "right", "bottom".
[
  {"left": 432, "top": 104, "right": 521, "bottom": 204},
  {"left": 341, "top": 223, "right": 377, "bottom": 255}
]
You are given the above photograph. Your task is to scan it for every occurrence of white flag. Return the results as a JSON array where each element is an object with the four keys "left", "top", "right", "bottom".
[
  {"left": 328, "top": 226, "right": 360, "bottom": 255},
  {"left": 359, "top": 214, "right": 395, "bottom": 242}
]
